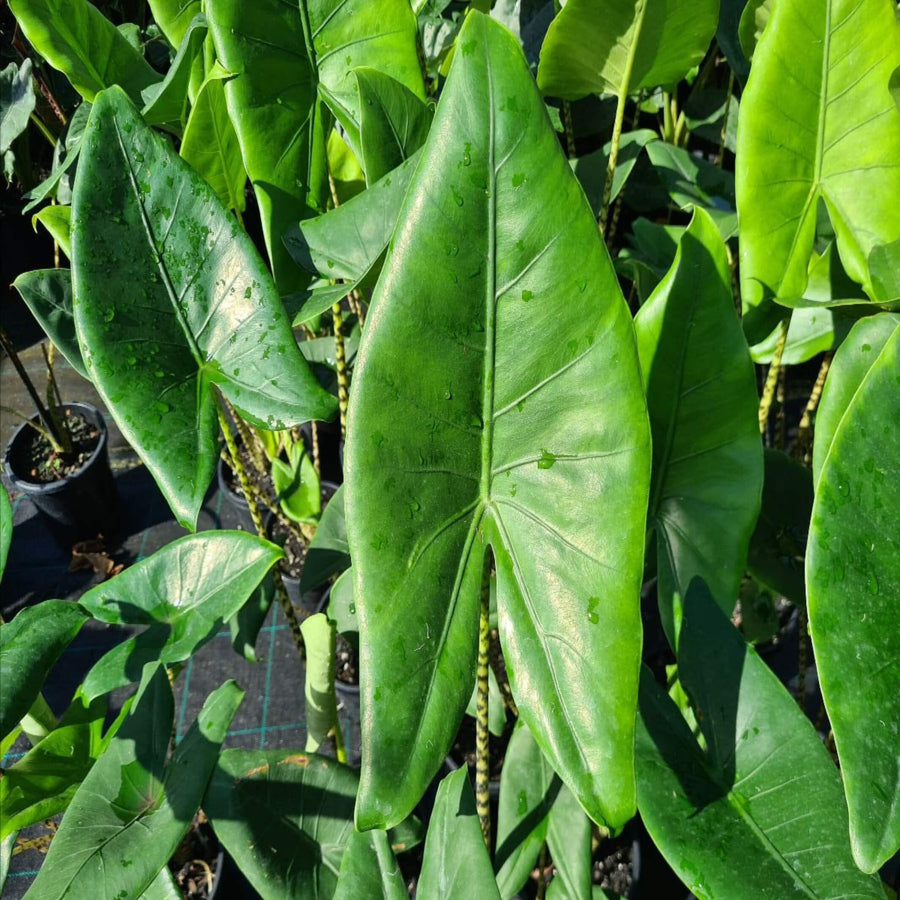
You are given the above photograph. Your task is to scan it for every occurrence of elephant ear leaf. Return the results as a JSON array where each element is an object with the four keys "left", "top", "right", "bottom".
[
  {"left": 347, "top": 12, "right": 650, "bottom": 832},
  {"left": 536, "top": 0, "right": 719, "bottom": 100},
  {"left": 72, "top": 87, "right": 336, "bottom": 529},
  {"left": 807, "top": 317, "right": 900, "bottom": 872},
  {"left": 737, "top": 0, "right": 900, "bottom": 308}
]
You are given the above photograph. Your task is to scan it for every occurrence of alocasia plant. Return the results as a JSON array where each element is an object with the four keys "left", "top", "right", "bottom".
[{"left": 3, "top": 0, "right": 900, "bottom": 896}]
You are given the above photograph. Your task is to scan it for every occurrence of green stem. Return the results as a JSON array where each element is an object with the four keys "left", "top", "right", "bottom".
[
  {"left": 29, "top": 111, "right": 56, "bottom": 148},
  {"left": 758, "top": 318, "right": 789, "bottom": 438},
  {"left": 332, "top": 302, "right": 349, "bottom": 440},
  {"left": 218, "top": 400, "right": 307, "bottom": 658},
  {"left": 716, "top": 69, "right": 736, "bottom": 167},
  {"left": 475, "top": 559, "right": 492, "bottom": 849},
  {"left": 599, "top": 83, "right": 628, "bottom": 236}
]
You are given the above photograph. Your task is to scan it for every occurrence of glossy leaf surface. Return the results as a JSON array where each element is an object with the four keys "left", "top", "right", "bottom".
[
  {"left": 285, "top": 151, "right": 420, "bottom": 285},
  {"left": 347, "top": 13, "right": 650, "bottom": 831},
  {"left": 204, "top": 750, "right": 360, "bottom": 899},
  {"left": 634, "top": 582, "right": 883, "bottom": 898},
  {"left": 78, "top": 532, "right": 281, "bottom": 699},
  {"left": 12, "top": 270, "right": 87, "bottom": 378},
  {"left": 0, "top": 692, "right": 106, "bottom": 839},
  {"left": 634, "top": 209, "right": 762, "bottom": 637},
  {"left": 737, "top": 0, "right": 900, "bottom": 307},
  {"left": 25, "top": 669, "right": 243, "bottom": 900},
  {"left": 180, "top": 73, "right": 246, "bottom": 213},
  {"left": 495, "top": 721, "right": 557, "bottom": 899},
  {"left": 0, "top": 601, "right": 88, "bottom": 739},
  {"left": 353, "top": 68, "right": 433, "bottom": 185},
  {"left": 72, "top": 87, "right": 336, "bottom": 527},
  {"left": 537, "top": 0, "right": 718, "bottom": 99},
  {"left": 334, "top": 829, "right": 406, "bottom": 900},
  {"left": 8, "top": 0, "right": 160, "bottom": 103},
  {"left": 207, "top": 0, "right": 325, "bottom": 291},
  {"left": 417, "top": 767, "right": 501, "bottom": 900},
  {"left": 140, "top": 14, "right": 207, "bottom": 127},
  {"left": 807, "top": 319, "right": 900, "bottom": 871},
  {"left": 148, "top": 0, "right": 200, "bottom": 47},
  {"left": 32, "top": 205, "right": 72, "bottom": 258},
  {"left": 811, "top": 313, "right": 900, "bottom": 485}
]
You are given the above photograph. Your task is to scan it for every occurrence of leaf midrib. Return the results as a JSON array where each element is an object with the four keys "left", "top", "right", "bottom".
[{"left": 111, "top": 113, "right": 205, "bottom": 370}]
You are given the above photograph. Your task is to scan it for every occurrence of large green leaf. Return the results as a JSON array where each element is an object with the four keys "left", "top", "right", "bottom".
[
  {"left": 204, "top": 750, "right": 360, "bottom": 899},
  {"left": 736, "top": 0, "right": 900, "bottom": 307},
  {"left": 334, "top": 829, "right": 407, "bottom": 900},
  {"left": 494, "top": 721, "right": 557, "bottom": 899},
  {"left": 634, "top": 582, "right": 884, "bottom": 899},
  {"left": 72, "top": 87, "right": 336, "bottom": 528},
  {"left": 78, "top": 531, "right": 281, "bottom": 699},
  {"left": 12, "top": 269, "right": 87, "bottom": 378},
  {"left": 208, "top": 0, "right": 423, "bottom": 293},
  {"left": 536, "top": 0, "right": 718, "bottom": 100},
  {"left": 1, "top": 59, "right": 36, "bottom": 154},
  {"left": 0, "top": 692, "right": 106, "bottom": 839},
  {"left": 24, "top": 668, "right": 243, "bottom": 900},
  {"left": 207, "top": 0, "right": 326, "bottom": 292},
  {"left": 347, "top": 12, "right": 650, "bottom": 832},
  {"left": 140, "top": 14, "right": 207, "bottom": 128},
  {"left": 417, "top": 767, "right": 501, "bottom": 900},
  {"left": 180, "top": 72, "right": 246, "bottom": 213},
  {"left": 811, "top": 313, "right": 900, "bottom": 485},
  {"left": 634, "top": 209, "right": 762, "bottom": 639},
  {"left": 285, "top": 150, "right": 420, "bottom": 286},
  {"left": 8, "top": 0, "right": 160, "bottom": 103},
  {"left": 806, "top": 318, "right": 900, "bottom": 872},
  {"left": 148, "top": 0, "right": 200, "bottom": 47},
  {"left": 348, "top": 67, "right": 433, "bottom": 185},
  {"left": 0, "top": 601, "right": 88, "bottom": 739}
]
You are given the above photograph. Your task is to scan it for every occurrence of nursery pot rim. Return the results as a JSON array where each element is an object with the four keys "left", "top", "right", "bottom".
[{"left": 3, "top": 401, "right": 109, "bottom": 496}]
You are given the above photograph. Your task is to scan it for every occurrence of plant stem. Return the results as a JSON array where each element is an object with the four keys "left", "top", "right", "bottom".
[
  {"left": 599, "top": 84, "right": 628, "bottom": 236},
  {"left": 28, "top": 111, "right": 56, "bottom": 148},
  {"left": 475, "top": 560, "right": 492, "bottom": 849},
  {"left": 218, "top": 401, "right": 306, "bottom": 658},
  {"left": 536, "top": 842, "right": 548, "bottom": 900},
  {"left": 0, "top": 405, "right": 58, "bottom": 446},
  {"left": 562, "top": 99, "right": 576, "bottom": 159},
  {"left": 758, "top": 318, "right": 789, "bottom": 438},
  {"left": 488, "top": 629, "right": 518, "bottom": 716},
  {"left": 332, "top": 303, "right": 349, "bottom": 440},
  {"left": 310, "top": 420, "right": 321, "bottom": 478},
  {"left": 775, "top": 362, "right": 786, "bottom": 450},
  {"left": 0, "top": 325, "right": 67, "bottom": 452},
  {"left": 716, "top": 69, "right": 735, "bottom": 167},
  {"left": 794, "top": 353, "right": 831, "bottom": 464},
  {"left": 41, "top": 343, "right": 72, "bottom": 455}
]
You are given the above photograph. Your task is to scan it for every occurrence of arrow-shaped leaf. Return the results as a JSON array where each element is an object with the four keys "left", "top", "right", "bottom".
[
  {"left": 807, "top": 316, "right": 900, "bottom": 871},
  {"left": 737, "top": 0, "right": 900, "bottom": 306},
  {"left": 72, "top": 87, "right": 336, "bottom": 528},
  {"left": 536, "top": 0, "right": 718, "bottom": 100},
  {"left": 634, "top": 209, "right": 762, "bottom": 640},
  {"left": 347, "top": 12, "right": 650, "bottom": 831},
  {"left": 634, "top": 581, "right": 883, "bottom": 898},
  {"left": 24, "top": 667, "right": 243, "bottom": 899},
  {"left": 78, "top": 531, "right": 282, "bottom": 699}
]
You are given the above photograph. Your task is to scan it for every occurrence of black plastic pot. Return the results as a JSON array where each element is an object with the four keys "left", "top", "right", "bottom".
[{"left": 3, "top": 402, "right": 120, "bottom": 547}]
